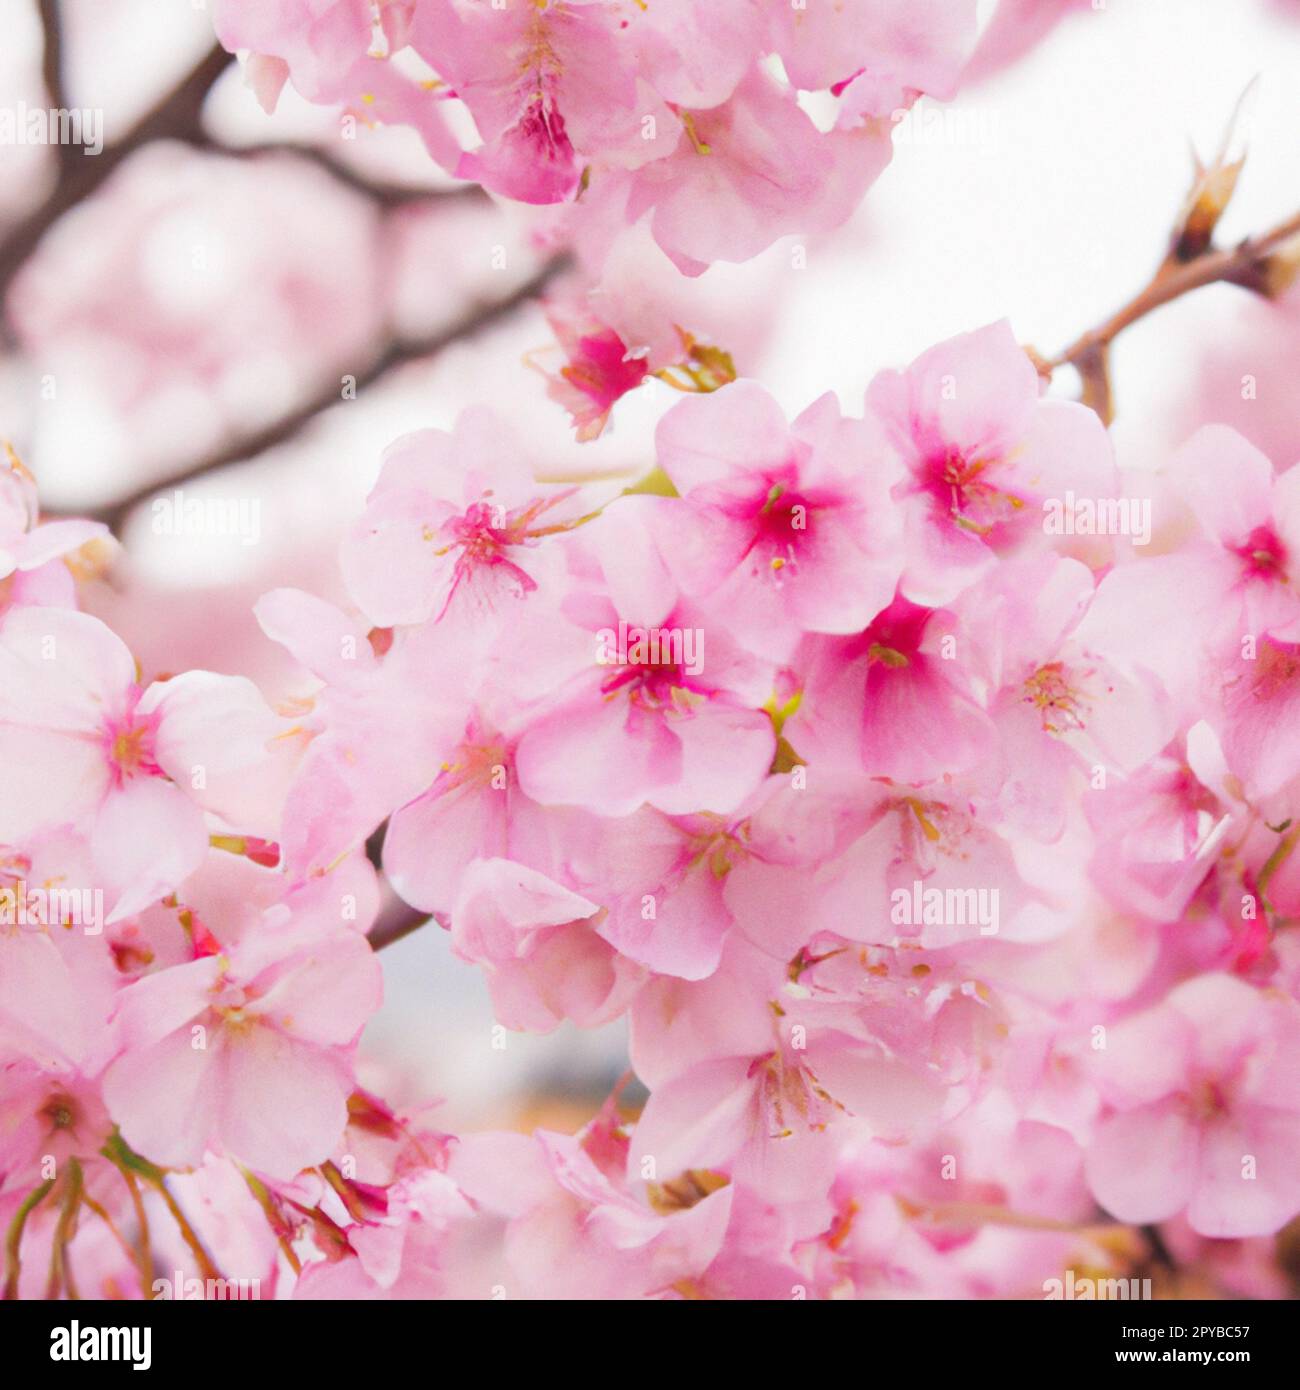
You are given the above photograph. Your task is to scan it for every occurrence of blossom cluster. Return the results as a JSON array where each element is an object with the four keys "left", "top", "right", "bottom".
[
  {"left": 5, "top": 309, "right": 1300, "bottom": 1299},
  {"left": 211, "top": 0, "right": 982, "bottom": 274},
  {"left": 201, "top": 2, "right": 1100, "bottom": 447}
]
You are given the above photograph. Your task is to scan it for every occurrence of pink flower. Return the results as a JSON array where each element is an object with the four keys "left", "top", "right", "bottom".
[
  {"left": 581, "top": 215, "right": 774, "bottom": 378},
  {"left": 507, "top": 498, "right": 777, "bottom": 816},
  {"left": 655, "top": 382, "right": 904, "bottom": 660},
  {"left": 630, "top": 1002, "right": 947, "bottom": 1204},
  {"left": 1085, "top": 724, "right": 1238, "bottom": 924},
  {"left": 728, "top": 780, "right": 1048, "bottom": 957},
  {"left": 255, "top": 588, "right": 463, "bottom": 877},
  {"left": 214, "top": 1, "right": 460, "bottom": 166},
  {"left": 1078, "top": 435, "right": 1300, "bottom": 799},
  {"left": 448, "top": 1118, "right": 734, "bottom": 1299},
  {"left": 624, "top": 68, "right": 893, "bottom": 276},
  {"left": 1081, "top": 429, "right": 1300, "bottom": 713},
  {"left": 448, "top": 858, "right": 643, "bottom": 1032},
  {"left": 574, "top": 780, "right": 861, "bottom": 981},
  {"left": 866, "top": 320, "right": 1117, "bottom": 606},
  {"left": 203, "top": 0, "right": 1030, "bottom": 284},
  {"left": 213, "top": 0, "right": 376, "bottom": 106},
  {"left": 1213, "top": 635, "right": 1300, "bottom": 803},
  {"left": 0, "top": 861, "right": 116, "bottom": 1078},
  {"left": 102, "top": 915, "right": 382, "bottom": 1177},
  {"left": 630, "top": 0, "right": 766, "bottom": 109},
  {"left": 0, "top": 455, "right": 106, "bottom": 586},
  {"left": 408, "top": 0, "right": 640, "bottom": 204},
  {"left": 0, "top": 1061, "right": 112, "bottom": 1194},
  {"left": 1172, "top": 428, "right": 1300, "bottom": 641},
  {"left": 1085, "top": 974, "right": 1300, "bottom": 1237},
  {"left": 381, "top": 708, "right": 575, "bottom": 919},
  {"left": 951, "top": 554, "right": 1173, "bottom": 839},
  {"left": 0, "top": 608, "right": 281, "bottom": 921},
  {"left": 340, "top": 408, "right": 591, "bottom": 630},
  {"left": 771, "top": 0, "right": 979, "bottom": 102},
  {"left": 533, "top": 300, "right": 650, "bottom": 442},
  {"left": 296, "top": 1165, "right": 481, "bottom": 1299},
  {"left": 788, "top": 596, "right": 994, "bottom": 786}
]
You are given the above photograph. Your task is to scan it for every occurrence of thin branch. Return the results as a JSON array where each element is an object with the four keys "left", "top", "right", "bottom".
[
  {"left": 96, "top": 254, "right": 571, "bottom": 532},
  {"left": 115, "top": 1165, "right": 155, "bottom": 1294},
  {"left": 1040, "top": 207, "right": 1300, "bottom": 421},
  {"left": 0, "top": 42, "right": 233, "bottom": 306},
  {"left": 4, "top": 1178, "right": 54, "bottom": 1298},
  {"left": 203, "top": 137, "right": 488, "bottom": 210},
  {"left": 367, "top": 903, "right": 435, "bottom": 953},
  {"left": 154, "top": 1179, "right": 223, "bottom": 1284},
  {"left": 899, "top": 1194, "right": 1128, "bottom": 1236},
  {"left": 362, "top": 821, "right": 439, "bottom": 951},
  {"left": 1141, "top": 1223, "right": 1177, "bottom": 1272},
  {"left": 45, "top": 1157, "right": 83, "bottom": 1300},
  {"left": 1047, "top": 209, "right": 1300, "bottom": 368},
  {"left": 364, "top": 820, "right": 388, "bottom": 871},
  {"left": 37, "top": 0, "right": 68, "bottom": 124},
  {"left": 1071, "top": 341, "right": 1112, "bottom": 424},
  {"left": 365, "top": 819, "right": 440, "bottom": 951}
]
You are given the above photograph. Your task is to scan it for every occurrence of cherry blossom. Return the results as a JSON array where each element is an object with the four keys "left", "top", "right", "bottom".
[
  {"left": 1085, "top": 975, "right": 1300, "bottom": 1237},
  {"left": 6, "top": 0, "right": 1300, "bottom": 1309}
]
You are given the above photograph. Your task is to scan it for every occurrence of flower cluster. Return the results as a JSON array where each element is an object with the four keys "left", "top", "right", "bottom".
[
  {"left": 211, "top": 0, "right": 982, "bottom": 274},
  {"left": 6, "top": 313, "right": 1300, "bottom": 1299},
  {"left": 204, "top": 3, "right": 1091, "bottom": 450}
]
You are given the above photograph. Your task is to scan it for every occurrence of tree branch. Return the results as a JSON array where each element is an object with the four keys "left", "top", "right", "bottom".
[
  {"left": 1140, "top": 1223, "right": 1177, "bottom": 1272},
  {"left": 0, "top": 42, "right": 233, "bottom": 307},
  {"left": 1040, "top": 208, "right": 1300, "bottom": 422},
  {"left": 37, "top": 0, "right": 68, "bottom": 128},
  {"left": 367, "top": 904, "right": 435, "bottom": 953},
  {"left": 203, "top": 137, "right": 488, "bottom": 210},
  {"left": 95, "top": 254, "right": 571, "bottom": 532}
]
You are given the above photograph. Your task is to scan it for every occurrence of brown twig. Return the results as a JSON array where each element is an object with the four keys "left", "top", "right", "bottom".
[
  {"left": 1041, "top": 208, "right": 1300, "bottom": 422},
  {"left": 1141, "top": 1222, "right": 1177, "bottom": 1272},
  {"left": 95, "top": 254, "right": 571, "bottom": 532},
  {"left": 36, "top": 1, "right": 69, "bottom": 148},
  {"left": 367, "top": 903, "right": 435, "bottom": 953},
  {"left": 362, "top": 821, "right": 436, "bottom": 951},
  {"left": 203, "top": 137, "right": 488, "bottom": 210}
]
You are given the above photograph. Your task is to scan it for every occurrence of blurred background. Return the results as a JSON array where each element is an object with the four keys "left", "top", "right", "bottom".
[{"left": 3, "top": 0, "right": 1300, "bottom": 1140}]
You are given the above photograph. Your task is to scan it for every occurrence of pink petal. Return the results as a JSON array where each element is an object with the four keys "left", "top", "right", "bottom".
[{"left": 1085, "top": 1100, "right": 1199, "bottom": 1224}]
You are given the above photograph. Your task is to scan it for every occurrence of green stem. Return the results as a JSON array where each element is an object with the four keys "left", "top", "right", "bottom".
[
  {"left": 1257, "top": 825, "right": 1300, "bottom": 918},
  {"left": 243, "top": 1170, "right": 302, "bottom": 1276},
  {"left": 4, "top": 1179, "right": 54, "bottom": 1299},
  {"left": 154, "top": 1181, "right": 222, "bottom": 1284},
  {"left": 102, "top": 1130, "right": 222, "bottom": 1284},
  {"left": 46, "top": 1157, "right": 84, "bottom": 1299}
]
